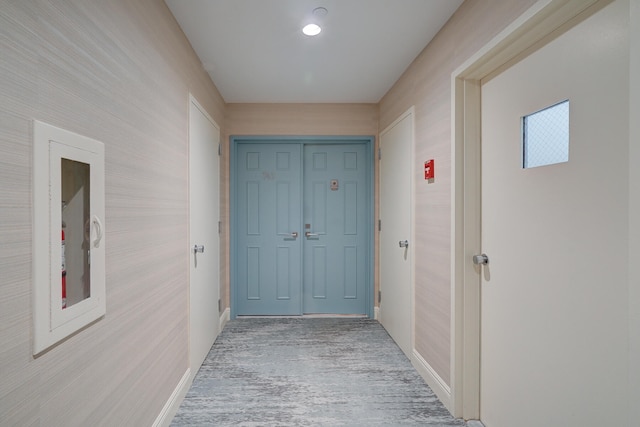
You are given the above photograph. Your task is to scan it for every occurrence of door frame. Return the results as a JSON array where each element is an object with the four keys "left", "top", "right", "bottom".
[
  {"left": 450, "top": 0, "right": 611, "bottom": 419},
  {"left": 188, "top": 94, "right": 221, "bottom": 376},
  {"left": 229, "top": 136, "right": 375, "bottom": 319},
  {"left": 379, "top": 106, "right": 415, "bottom": 358}
]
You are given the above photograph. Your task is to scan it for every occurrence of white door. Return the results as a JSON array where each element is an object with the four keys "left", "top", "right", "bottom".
[
  {"left": 479, "top": 2, "right": 629, "bottom": 426},
  {"left": 379, "top": 108, "right": 413, "bottom": 357},
  {"left": 189, "top": 97, "right": 220, "bottom": 373}
]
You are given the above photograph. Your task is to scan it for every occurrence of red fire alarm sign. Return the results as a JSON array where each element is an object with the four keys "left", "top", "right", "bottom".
[{"left": 424, "top": 159, "right": 435, "bottom": 180}]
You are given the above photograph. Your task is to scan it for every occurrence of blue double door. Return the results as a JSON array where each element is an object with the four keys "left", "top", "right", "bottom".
[{"left": 234, "top": 140, "right": 372, "bottom": 316}]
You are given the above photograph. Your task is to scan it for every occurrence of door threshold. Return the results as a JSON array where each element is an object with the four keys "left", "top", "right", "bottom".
[
  {"left": 236, "top": 314, "right": 369, "bottom": 319},
  {"left": 303, "top": 314, "right": 368, "bottom": 318}
]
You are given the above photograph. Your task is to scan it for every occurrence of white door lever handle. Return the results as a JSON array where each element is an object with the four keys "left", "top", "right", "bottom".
[{"left": 473, "top": 253, "right": 489, "bottom": 265}]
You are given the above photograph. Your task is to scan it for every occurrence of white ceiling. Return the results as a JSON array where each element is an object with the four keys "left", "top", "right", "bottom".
[{"left": 165, "top": 0, "right": 463, "bottom": 104}]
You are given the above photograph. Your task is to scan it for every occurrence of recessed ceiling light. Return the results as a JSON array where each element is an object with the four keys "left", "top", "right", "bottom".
[
  {"left": 303, "top": 7, "right": 327, "bottom": 37},
  {"left": 302, "top": 23, "right": 322, "bottom": 36}
]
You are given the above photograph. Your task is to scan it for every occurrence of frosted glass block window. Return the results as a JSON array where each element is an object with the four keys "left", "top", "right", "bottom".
[{"left": 522, "top": 100, "right": 569, "bottom": 168}]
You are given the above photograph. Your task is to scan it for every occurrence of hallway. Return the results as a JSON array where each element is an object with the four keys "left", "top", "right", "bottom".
[{"left": 170, "top": 318, "right": 465, "bottom": 426}]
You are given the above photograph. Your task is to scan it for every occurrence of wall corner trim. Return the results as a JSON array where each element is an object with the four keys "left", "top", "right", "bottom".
[{"left": 219, "top": 307, "right": 231, "bottom": 332}]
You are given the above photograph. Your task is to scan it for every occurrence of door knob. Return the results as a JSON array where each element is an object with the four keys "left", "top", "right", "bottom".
[
  {"left": 399, "top": 240, "right": 409, "bottom": 248},
  {"left": 473, "top": 253, "right": 489, "bottom": 265}
]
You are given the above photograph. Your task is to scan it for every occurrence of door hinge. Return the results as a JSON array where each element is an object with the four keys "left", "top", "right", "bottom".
[
  {"left": 378, "top": 290, "right": 382, "bottom": 303},
  {"left": 218, "top": 144, "right": 222, "bottom": 156},
  {"left": 378, "top": 219, "right": 382, "bottom": 231},
  {"left": 218, "top": 221, "right": 222, "bottom": 234},
  {"left": 378, "top": 147, "right": 381, "bottom": 160}
]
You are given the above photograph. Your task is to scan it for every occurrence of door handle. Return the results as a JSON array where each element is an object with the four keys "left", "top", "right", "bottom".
[
  {"left": 473, "top": 253, "right": 489, "bottom": 265},
  {"left": 399, "top": 240, "right": 409, "bottom": 248},
  {"left": 291, "top": 232, "right": 298, "bottom": 238},
  {"left": 193, "top": 245, "right": 205, "bottom": 253},
  {"left": 92, "top": 215, "right": 103, "bottom": 248},
  {"left": 305, "top": 231, "right": 319, "bottom": 237}
]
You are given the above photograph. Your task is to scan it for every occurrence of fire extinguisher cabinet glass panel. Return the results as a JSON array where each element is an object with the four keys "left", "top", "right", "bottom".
[
  {"left": 33, "top": 121, "right": 105, "bottom": 355},
  {"left": 62, "top": 158, "right": 91, "bottom": 308}
]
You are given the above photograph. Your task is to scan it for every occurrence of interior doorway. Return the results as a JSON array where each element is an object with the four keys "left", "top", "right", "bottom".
[
  {"left": 452, "top": 0, "right": 630, "bottom": 424},
  {"left": 189, "top": 96, "right": 221, "bottom": 374},
  {"left": 379, "top": 107, "right": 414, "bottom": 358},
  {"left": 231, "top": 137, "right": 374, "bottom": 318}
]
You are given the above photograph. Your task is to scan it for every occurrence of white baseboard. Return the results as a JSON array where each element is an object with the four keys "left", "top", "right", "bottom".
[
  {"left": 153, "top": 368, "right": 191, "bottom": 427},
  {"left": 412, "top": 349, "right": 453, "bottom": 414},
  {"left": 374, "top": 306, "right": 379, "bottom": 320},
  {"left": 219, "top": 307, "right": 230, "bottom": 331},
  {"left": 154, "top": 309, "right": 229, "bottom": 427}
]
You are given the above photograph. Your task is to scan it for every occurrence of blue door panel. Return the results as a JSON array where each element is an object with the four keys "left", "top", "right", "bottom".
[
  {"left": 236, "top": 144, "right": 302, "bottom": 315},
  {"left": 311, "top": 181, "right": 327, "bottom": 233},
  {"left": 247, "top": 246, "right": 260, "bottom": 299},
  {"left": 276, "top": 182, "right": 291, "bottom": 234},
  {"left": 303, "top": 144, "right": 368, "bottom": 314},
  {"left": 311, "top": 245, "right": 327, "bottom": 298},
  {"left": 344, "top": 181, "right": 358, "bottom": 234},
  {"left": 246, "top": 182, "right": 260, "bottom": 234},
  {"left": 276, "top": 247, "right": 291, "bottom": 300},
  {"left": 233, "top": 140, "right": 371, "bottom": 316},
  {"left": 344, "top": 246, "right": 358, "bottom": 299}
]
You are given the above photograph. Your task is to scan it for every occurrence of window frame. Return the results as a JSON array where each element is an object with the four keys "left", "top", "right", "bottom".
[
  {"left": 33, "top": 120, "right": 105, "bottom": 355},
  {"left": 522, "top": 99, "right": 570, "bottom": 169}
]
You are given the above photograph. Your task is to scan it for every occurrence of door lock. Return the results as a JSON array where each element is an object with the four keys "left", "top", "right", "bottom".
[
  {"left": 399, "top": 240, "right": 409, "bottom": 248},
  {"left": 193, "top": 245, "right": 205, "bottom": 253},
  {"left": 473, "top": 253, "right": 489, "bottom": 265}
]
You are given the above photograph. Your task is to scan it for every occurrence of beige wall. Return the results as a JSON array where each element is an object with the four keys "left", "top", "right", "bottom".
[
  {"left": 6, "top": 0, "right": 633, "bottom": 424},
  {"left": 0, "top": 0, "right": 225, "bottom": 425},
  {"left": 379, "top": 0, "right": 537, "bottom": 386},
  {"left": 225, "top": 103, "right": 378, "bottom": 136}
]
